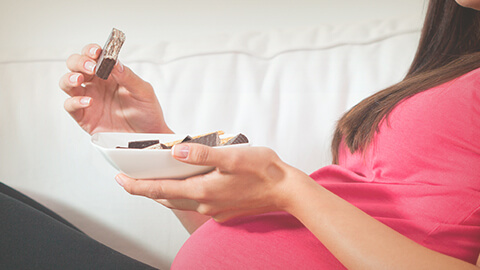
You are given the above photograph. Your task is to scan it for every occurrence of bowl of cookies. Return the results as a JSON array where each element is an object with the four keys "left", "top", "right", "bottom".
[{"left": 91, "top": 131, "right": 250, "bottom": 179}]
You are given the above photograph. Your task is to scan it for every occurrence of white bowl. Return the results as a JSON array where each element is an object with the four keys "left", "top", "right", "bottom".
[{"left": 91, "top": 132, "right": 250, "bottom": 179}]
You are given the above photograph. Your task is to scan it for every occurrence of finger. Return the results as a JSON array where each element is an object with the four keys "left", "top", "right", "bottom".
[
  {"left": 66, "top": 54, "right": 97, "bottom": 75},
  {"left": 110, "top": 61, "right": 153, "bottom": 95},
  {"left": 64, "top": 96, "right": 91, "bottom": 122},
  {"left": 115, "top": 174, "right": 202, "bottom": 200},
  {"left": 171, "top": 143, "right": 230, "bottom": 168},
  {"left": 81, "top": 43, "right": 101, "bottom": 59},
  {"left": 59, "top": 72, "right": 85, "bottom": 94}
]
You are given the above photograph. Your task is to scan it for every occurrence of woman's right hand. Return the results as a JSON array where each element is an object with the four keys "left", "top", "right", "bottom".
[{"left": 59, "top": 43, "right": 172, "bottom": 135}]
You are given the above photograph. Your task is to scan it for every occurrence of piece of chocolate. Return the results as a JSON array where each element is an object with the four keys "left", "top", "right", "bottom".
[
  {"left": 223, "top": 133, "right": 249, "bottom": 145},
  {"left": 128, "top": 140, "right": 159, "bottom": 149},
  {"left": 156, "top": 143, "right": 169, "bottom": 149},
  {"left": 185, "top": 133, "right": 220, "bottom": 147},
  {"left": 180, "top": 135, "right": 192, "bottom": 143},
  {"left": 95, "top": 28, "right": 126, "bottom": 80},
  {"left": 123, "top": 131, "right": 247, "bottom": 150},
  {"left": 154, "top": 136, "right": 192, "bottom": 149}
]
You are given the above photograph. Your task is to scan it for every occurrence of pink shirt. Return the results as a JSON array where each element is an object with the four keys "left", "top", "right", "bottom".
[{"left": 172, "top": 68, "right": 480, "bottom": 269}]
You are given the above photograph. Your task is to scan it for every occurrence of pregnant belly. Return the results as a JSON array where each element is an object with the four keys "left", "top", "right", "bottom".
[{"left": 171, "top": 212, "right": 345, "bottom": 269}]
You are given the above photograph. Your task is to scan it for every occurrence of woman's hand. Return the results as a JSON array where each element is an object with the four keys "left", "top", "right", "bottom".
[
  {"left": 114, "top": 144, "right": 309, "bottom": 222},
  {"left": 114, "top": 144, "right": 480, "bottom": 269},
  {"left": 59, "top": 44, "right": 172, "bottom": 135}
]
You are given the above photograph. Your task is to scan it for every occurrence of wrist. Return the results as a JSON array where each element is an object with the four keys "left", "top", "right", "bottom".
[{"left": 273, "top": 163, "right": 320, "bottom": 214}]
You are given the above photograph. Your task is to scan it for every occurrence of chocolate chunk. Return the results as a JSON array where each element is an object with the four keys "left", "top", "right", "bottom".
[
  {"left": 185, "top": 133, "right": 220, "bottom": 146},
  {"left": 95, "top": 28, "right": 126, "bottom": 80},
  {"left": 160, "top": 143, "right": 171, "bottom": 149},
  {"left": 223, "top": 133, "right": 249, "bottom": 145},
  {"left": 180, "top": 136, "right": 192, "bottom": 143},
  {"left": 128, "top": 140, "right": 159, "bottom": 149}
]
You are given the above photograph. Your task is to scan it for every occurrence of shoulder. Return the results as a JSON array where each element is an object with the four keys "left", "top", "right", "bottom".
[
  {"left": 450, "top": 67, "right": 480, "bottom": 94},
  {"left": 427, "top": 67, "right": 480, "bottom": 109}
]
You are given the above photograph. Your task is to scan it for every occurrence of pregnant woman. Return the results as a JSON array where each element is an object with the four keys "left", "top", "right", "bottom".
[{"left": 1, "top": 0, "right": 479, "bottom": 269}]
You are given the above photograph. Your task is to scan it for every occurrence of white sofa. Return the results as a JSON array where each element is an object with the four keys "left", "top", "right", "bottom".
[{"left": 0, "top": 14, "right": 422, "bottom": 270}]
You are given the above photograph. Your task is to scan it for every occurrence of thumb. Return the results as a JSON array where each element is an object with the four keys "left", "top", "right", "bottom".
[
  {"left": 110, "top": 60, "right": 152, "bottom": 93},
  {"left": 172, "top": 143, "right": 227, "bottom": 167}
]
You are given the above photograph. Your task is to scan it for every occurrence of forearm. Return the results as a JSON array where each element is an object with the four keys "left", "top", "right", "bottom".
[
  {"left": 172, "top": 209, "right": 211, "bottom": 234},
  {"left": 282, "top": 168, "right": 478, "bottom": 270}
]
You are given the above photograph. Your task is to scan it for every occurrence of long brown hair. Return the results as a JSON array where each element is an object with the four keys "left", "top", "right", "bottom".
[{"left": 331, "top": 0, "right": 480, "bottom": 164}]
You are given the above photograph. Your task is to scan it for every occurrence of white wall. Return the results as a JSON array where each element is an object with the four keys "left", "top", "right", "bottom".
[{"left": 1, "top": 0, "right": 425, "bottom": 49}]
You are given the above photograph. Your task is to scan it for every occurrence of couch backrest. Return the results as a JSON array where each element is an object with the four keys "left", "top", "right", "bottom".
[{"left": 131, "top": 18, "right": 421, "bottom": 173}]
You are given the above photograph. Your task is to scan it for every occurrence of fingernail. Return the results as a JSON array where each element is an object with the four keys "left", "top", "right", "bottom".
[
  {"left": 116, "top": 60, "right": 124, "bottom": 73},
  {"left": 89, "top": 47, "right": 98, "bottom": 57},
  {"left": 69, "top": 74, "right": 80, "bottom": 84},
  {"left": 172, "top": 144, "right": 189, "bottom": 159},
  {"left": 115, "top": 175, "right": 125, "bottom": 187},
  {"left": 84, "top": 61, "right": 96, "bottom": 72},
  {"left": 80, "top": 97, "right": 91, "bottom": 105}
]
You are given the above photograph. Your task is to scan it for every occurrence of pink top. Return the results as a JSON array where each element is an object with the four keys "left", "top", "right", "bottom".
[{"left": 172, "top": 68, "right": 480, "bottom": 269}]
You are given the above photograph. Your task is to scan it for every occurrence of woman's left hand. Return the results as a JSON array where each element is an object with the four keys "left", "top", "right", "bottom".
[{"left": 114, "top": 143, "right": 307, "bottom": 222}]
